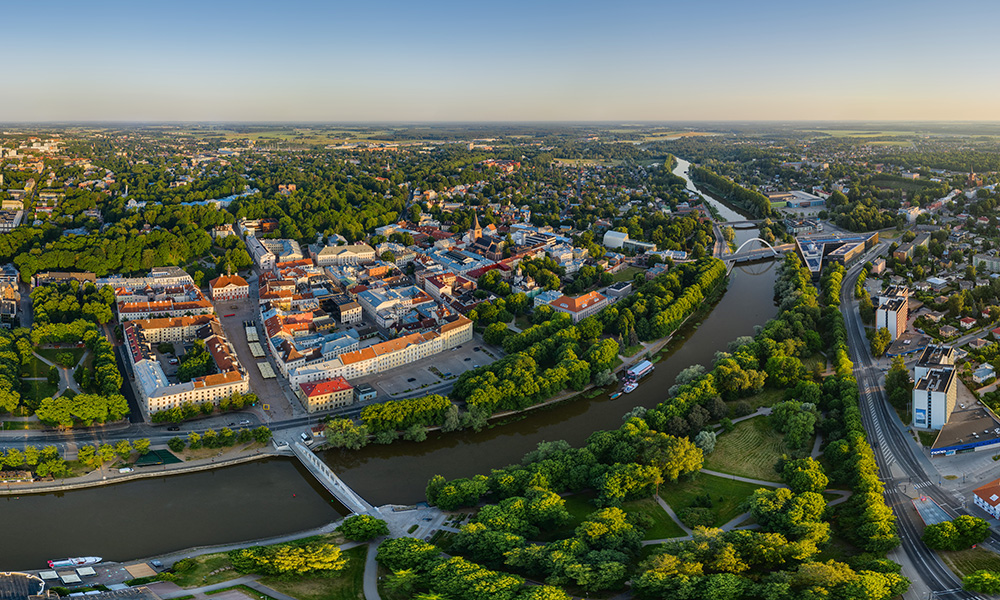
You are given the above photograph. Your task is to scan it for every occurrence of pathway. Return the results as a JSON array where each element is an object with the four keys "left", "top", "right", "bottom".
[
  {"left": 654, "top": 495, "right": 692, "bottom": 536},
  {"left": 31, "top": 349, "right": 87, "bottom": 398},
  {"left": 290, "top": 441, "right": 375, "bottom": 515},
  {"left": 364, "top": 540, "right": 383, "bottom": 600}
]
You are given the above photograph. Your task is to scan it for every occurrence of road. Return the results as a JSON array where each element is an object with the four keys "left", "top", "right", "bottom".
[{"left": 840, "top": 242, "right": 983, "bottom": 600}]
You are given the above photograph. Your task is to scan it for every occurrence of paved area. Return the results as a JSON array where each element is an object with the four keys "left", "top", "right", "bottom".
[
  {"left": 363, "top": 541, "right": 382, "bottom": 600},
  {"left": 364, "top": 339, "right": 496, "bottom": 398}
]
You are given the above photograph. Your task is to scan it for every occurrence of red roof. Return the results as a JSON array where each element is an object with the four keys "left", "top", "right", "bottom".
[
  {"left": 960, "top": 317, "right": 977, "bottom": 325},
  {"left": 209, "top": 274, "right": 249, "bottom": 290},
  {"left": 299, "top": 377, "right": 353, "bottom": 398}
]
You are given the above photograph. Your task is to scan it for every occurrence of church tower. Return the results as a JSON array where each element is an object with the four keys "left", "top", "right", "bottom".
[{"left": 472, "top": 210, "right": 482, "bottom": 241}]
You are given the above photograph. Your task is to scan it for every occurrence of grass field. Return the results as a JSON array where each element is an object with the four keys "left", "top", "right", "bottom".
[
  {"left": 918, "top": 430, "right": 938, "bottom": 447},
  {"left": 704, "top": 416, "right": 785, "bottom": 482},
  {"left": 168, "top": 552, "right": 240, "bottom": 588},
  {"left": 21, "top": 379, "right": 59, "bottom": 403},
  {"left": 553, "top": 158, "right": 623, "bottom": 167},
  {"left": 534, "top": 492, "right": 685, "bottom": 542},
  {"left": 622, "top": 497, "right": 686, "bottom": 540},
  {"left": 35, "top": 347, "right": 85, "bottom": 367},
  {"left": 727, "top": 388, "right": 785, "bottom": 412},
  {"left": 20, "top": 354, "right": 51, "bottom": 378},
  {"left": 612, "top": 266, "right": 644, "bottom": 283},
  {"left": 261, "top": 545, "right": 367, "bottom": 600},
  {"left": 674, "top": 474, "right": 779, "bottom": 516},
  {"left": 659, "top": 473, "right": 775, "bottom": 528},
  {"left": 939, "top": 547, "right": 1000, "bottom": 578}
]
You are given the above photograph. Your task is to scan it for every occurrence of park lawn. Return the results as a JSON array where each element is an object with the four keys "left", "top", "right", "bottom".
[
  {"left": 621, "top": 344, "right": 645, "bottom": 358},
  {"left": 704, "top": 416, "right": 786, "bottom": 482},
  {"left": 21, "top": 379, "right": 59, "bottom": 404},
  {"left": 513, "top": 314, "right": 531, "bottom": 330},
  {"left": 261, "top": 545, "right": 367, "bottom": 600},
  {"left": 35, "top": 347, "right": 86, "bottom": 367},
  {"left": 164, "top": 552, "right": 239, "bottom": 588},
  {"left": 20, "top": 355, "right": 51, "bottom": 378},
  {"left": 814, "top": 529, "right": 862, "bottom": 563},
  {"left": 659, "top": 473, "right": 777, "bottom": 528},
  {"left": 532, "top": 492, "right": 600, "bottom": 542},
  {"left": 621, "top": 497, "right": 686, "bottom": 540},
  {"left": 939, "top": 547, "right": 1000, "bottom": 579},
  {"left": 727, "top": 388, "right": 785, "bottom": 412},
  {"left": 612, "top": 266, "right": 644, "bottom": 283}
]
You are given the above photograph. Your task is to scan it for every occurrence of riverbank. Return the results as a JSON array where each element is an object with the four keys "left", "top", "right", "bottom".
[{"left": 0, "top": 446, "right": 274, "bottom": 496}]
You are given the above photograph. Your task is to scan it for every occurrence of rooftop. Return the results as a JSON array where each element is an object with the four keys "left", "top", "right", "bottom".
[
  {"left": 932, "top": 404, "right": 1000, "bottom": 451},
  {"left": 915, "top": 366, "right": 955, "bottom": 394},
  {"left": 974, "top": 478, "right": 1000, "bottom": 508},
  {"left": 299, "top": 376, "right": 352, "bottom": 397}
]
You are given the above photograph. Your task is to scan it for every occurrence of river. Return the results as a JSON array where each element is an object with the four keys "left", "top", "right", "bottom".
[{"left": 0, "top": 159, "right": 780, "bottom": 570}]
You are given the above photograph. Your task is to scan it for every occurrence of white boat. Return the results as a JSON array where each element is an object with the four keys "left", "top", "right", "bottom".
[
  {"left": 623, "top": 382, "right": 638, "bottom": 394},
  {"left": 48, "top": 557, "right": 101, "bottom": 569}
]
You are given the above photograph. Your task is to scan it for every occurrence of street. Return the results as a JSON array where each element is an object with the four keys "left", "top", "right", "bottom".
[{"left": 840, "top": 242, "right": 985, "bottom": 600}]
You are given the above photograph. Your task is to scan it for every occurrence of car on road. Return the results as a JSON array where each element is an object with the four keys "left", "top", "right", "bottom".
[
  {"left": 407, "top": 377, "right": 417, "bottom": 382},
  {"left": 167, "top": 426, "right": 180, "bottom": 431},
  {"left": 473, "top": 347, "right": 480, "bottom": 352},
  {"left": 464, "top": 358, "right": 471, "bottom": 362},
  {"left": 473, "top": 364, "right": 480, "bottom": 368},
  {"left": 118, "top": 467, "right": 134, "bottom": 473},
  {"left": 239, "top": 420, "right": 251, "bottom": 426},
  {"left": 168, "top": 358, "right": 179, "bottom": 365}
]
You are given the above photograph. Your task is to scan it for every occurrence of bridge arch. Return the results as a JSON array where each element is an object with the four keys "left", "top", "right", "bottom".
[{"left": 733, "top": 237, "right": 778, "bottom": 256}]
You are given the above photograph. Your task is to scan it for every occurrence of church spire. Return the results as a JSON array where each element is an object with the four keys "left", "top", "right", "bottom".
[{"left": 473, "top": 210, "right": 482, "bottom": 240}]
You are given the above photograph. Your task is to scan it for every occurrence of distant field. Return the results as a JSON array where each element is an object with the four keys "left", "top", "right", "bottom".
[
  {"left": 806, "top": 129, "right": 920, "bottom": 138},
  {"left": 553, "top": 158, "right": 622, "bottom": 167},
  {"left": 612, "top": 266, "right": 644, "bottom": 282},
  {"left": 704, "top": 416, "right": 786, "bottom": 482}
]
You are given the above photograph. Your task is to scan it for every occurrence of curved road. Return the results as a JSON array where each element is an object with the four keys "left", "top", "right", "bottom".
[{"left": 840, "top": 242, "right": 982, "bottom": 599}]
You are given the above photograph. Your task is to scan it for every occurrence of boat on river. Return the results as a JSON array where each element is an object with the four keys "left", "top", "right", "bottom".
[
  {"left": 48, "top": 557, "right": 101, "bottom": 568},
  {"left": 623, "top": 382, "right": 638, "bottom": 394},
  {"left": 609, "top": 392, "right": 622, "bottom": 400},
  {"left": 626, "top": 360, "right": 655, "bottom": 381}
]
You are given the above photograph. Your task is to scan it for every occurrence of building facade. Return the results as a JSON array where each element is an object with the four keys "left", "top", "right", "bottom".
[
  {"left": 209, "top": 274, "right": 250, "bottom": 301},
  {"left": 297, "top": 377, "right": 354, "bottom": 413}
]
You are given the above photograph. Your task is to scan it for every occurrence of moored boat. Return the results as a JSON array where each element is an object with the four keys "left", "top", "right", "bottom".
[{"left": 48, "top": 557, "right": 101, "bottom": 569}]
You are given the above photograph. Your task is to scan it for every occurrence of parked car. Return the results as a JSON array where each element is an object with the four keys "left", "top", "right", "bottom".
[
  {"left": 167, "top": 426, "right": 180, "bottom": 431},
  {"left": 168, "top": 358, "right": 179, "bottom": 365},
  {"left": 118, "top": 467, "right": 134, "bottom": 474},
  {"left": 407, "top": 377, "right": 417, "bottom": 382}
]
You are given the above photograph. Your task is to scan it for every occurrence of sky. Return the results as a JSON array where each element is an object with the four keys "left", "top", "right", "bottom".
[{"left": 4, "top": 0, "right": 1000, "bottom": 122}]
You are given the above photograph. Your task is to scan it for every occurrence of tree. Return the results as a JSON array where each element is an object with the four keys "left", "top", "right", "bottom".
[
  {"left": 325, "top": 418, "right": 369, "bottom": 450},
  {"left": 47, "top": 366, "right": 59, "bottom": 386},
  {"left": 133, "top": 438, "right": 151, "bottom": 455},
  {"left": 964, "top": 570, "right": 1000, "bottom": 594},
  {"left": 885, "top": 356, "right": 912, "bottom": 410},
  {"left": 694, "top": 430, "right": 716, "bottom": 454},
  {"left": 167, "top": 437, "right": 186, "bottom": 452},
  {"left": 338, "top": 514, "right": 390, "bottom": 541},
  {"left": 869, "top": 327, "right": 891, "bottom": 358},
  {"left": 783, "top": 458, "right": 829, "bottom": 494}
]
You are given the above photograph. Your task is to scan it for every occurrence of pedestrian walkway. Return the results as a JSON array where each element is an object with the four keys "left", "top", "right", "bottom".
[
  {"left": 364, "top": 540, "right": 382, "bottom": 600},
  {"left": 654, "top": 495, "right": 692, "bottom": 536},
  {"left": 290, "top": 442, "right": 375, "bottom": 515}
]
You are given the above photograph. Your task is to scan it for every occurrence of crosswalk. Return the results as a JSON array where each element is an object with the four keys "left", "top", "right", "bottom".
[
  {"left": 866, "top": 394, "right": 898, "bottom": 466},
  {"left": 914, "top": 481, "right": 933, "bottom": 489}
]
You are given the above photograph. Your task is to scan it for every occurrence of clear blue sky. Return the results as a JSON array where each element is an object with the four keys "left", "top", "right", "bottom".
[{"left": 4, "top": 0, "right": 999, "bottom": 122}]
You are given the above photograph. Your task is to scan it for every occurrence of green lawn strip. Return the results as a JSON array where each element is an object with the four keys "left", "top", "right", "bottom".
[
  {"left": 35, "top": 347, "right": 85, "bottom": 367},
  {"left": 621, "top": 344, "right": 644, "bottom": 358},
  {"left": 727, "top": 388, "right": 785, "bottom": 412},
  {"left": 206, "top": 585, "right": 279, "bottom": 600},
  {"left": 814, "top": 529, "right": 862, "bottom": 563},
  {"left": 918, "top": 430, "right": 938, "bottom": 447},
  {"left": 20, "top": 355, "right": 51, "bottom": 378},
  {"left": 21, "top": 379, "right": 59, "bottom": 403},
  {"left": 168, "top": 552, "right": 239, "bottom": 588},
  {"left": 659, "top": 473, "right": 777, "bottom": 528},
  {"left": 939, "top": 547, "right": 1000, "bottom": 579},
  {"left": 621, "top": 496, "right": 686, "bottom": 540},
  {"left": 703, "top": 416, "right": 786, "bottom": 482},
  {"left": 260, "top": 545, "right": 367, "bottom": 600},
  {"left": 612, "top": 266, "right": 644, "bottom": 283}
]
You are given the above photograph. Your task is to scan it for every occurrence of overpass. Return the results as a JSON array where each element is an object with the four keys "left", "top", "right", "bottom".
[{"left": 290, "top": 442, "right": 377, "bottom": 515}]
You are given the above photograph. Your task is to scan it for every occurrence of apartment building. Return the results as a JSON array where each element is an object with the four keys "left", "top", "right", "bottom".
[
  {"left": 875, "top": 285, "right": 908, "bottom": 340},
  {"left": 912, "top": 345, "right": 958, "bottom": 430}
]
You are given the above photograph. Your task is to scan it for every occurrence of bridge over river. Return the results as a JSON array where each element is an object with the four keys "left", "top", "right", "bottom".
[{"left": 290, "top": 442, "right": 377, "bottom": 515}]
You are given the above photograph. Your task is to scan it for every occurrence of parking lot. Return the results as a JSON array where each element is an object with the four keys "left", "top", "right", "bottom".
[{"left": 362, "top": 339, "right": 498, "bottom": 398}]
